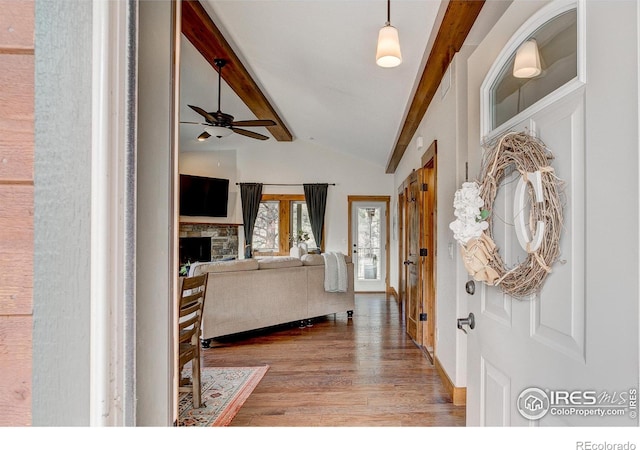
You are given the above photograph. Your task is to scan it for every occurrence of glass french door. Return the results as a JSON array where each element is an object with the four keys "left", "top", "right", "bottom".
[{"left": 351, "top": 201, "right": 387, "bottom": 292}]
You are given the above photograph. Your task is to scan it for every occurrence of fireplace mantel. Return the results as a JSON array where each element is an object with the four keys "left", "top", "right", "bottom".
[{"left": 179, "top": 222, "right": 243, "bottom": 227}]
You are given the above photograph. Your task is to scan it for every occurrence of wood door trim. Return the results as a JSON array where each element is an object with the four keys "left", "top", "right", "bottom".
[
  {"left": 401, "top": 186, "right": 409, "bottom": 327},
  {"left": 421, "top": 144, "right": 437, "bottom": 358},
  {"left": 347, "top": 196, "right": 391, "bottom": 293},
  {"left": 397, "top": 191, "right": 405, "bottom": 307},
  {"left": 348, "top": 195, "right": 390, "bottom": 203},
  {"left": 421, "top": 140, "right": 438, "bottom": 168},
  {"left": 181, "top": 1, "right": 293, "bottom": 142}
]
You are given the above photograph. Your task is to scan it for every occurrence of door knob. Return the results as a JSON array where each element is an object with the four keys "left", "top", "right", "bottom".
[
  {"left": 457, "top": 312, "right": 475, "bottom": 334},
  {"left": 403, "top": 260, "right": 415, "bottom": 266}
]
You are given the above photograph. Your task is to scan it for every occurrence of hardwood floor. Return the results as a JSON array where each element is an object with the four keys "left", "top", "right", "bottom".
[{"left": 202, "top": 293, "right": 466, "bottom": 426}]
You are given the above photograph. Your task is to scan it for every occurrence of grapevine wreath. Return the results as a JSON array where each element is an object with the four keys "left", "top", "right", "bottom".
[{"left": 450, "top": 131, "right": 565, "bottom": 298}]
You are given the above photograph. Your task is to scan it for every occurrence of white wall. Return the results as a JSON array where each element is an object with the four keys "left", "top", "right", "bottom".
[
  {"left": 179, "top": 138, "right": 394, "bottom": 256},
  {"left": 391, "top": 48, "right": 474, "bottom": 388}
]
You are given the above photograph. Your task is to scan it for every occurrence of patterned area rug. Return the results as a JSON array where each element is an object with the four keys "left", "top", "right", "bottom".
[{"left": 178, "top": 366, "right": 269, "bottom": 426}]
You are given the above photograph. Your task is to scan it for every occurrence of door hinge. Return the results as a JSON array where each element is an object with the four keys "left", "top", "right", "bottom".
[
  {"left": 420, "top": 248, "right": 428, "bottom": 257},
  {"left": 465, "top": 162, "right": 469, "bottom": 182},
  {"left": 420, "top": 183, "right": 428, "bottom": 192},
  {"left": 420, "top": 313, "right": 427, "bottom": 321}
]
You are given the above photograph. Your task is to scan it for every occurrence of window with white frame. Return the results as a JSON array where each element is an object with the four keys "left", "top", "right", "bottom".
[{"left": 489, "top": 8, "right": 578, "bottom": 130}]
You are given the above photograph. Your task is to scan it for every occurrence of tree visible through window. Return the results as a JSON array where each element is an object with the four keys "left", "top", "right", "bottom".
[
  {"left": 252, "top": 201, "right": 279, "bottom": 253},
  {"left": 252, "top": 195, "right": 322, "bottom": 255}
]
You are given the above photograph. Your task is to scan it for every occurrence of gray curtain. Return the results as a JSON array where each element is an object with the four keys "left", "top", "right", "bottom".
[
  {"left": 240, "top": 183, "right": 263, "bottom": 258},
  {"left": 303, "top": 183, "right": 328, "bottom": 252}
]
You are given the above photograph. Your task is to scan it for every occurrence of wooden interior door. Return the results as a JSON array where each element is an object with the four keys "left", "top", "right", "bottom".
[
  {"left": 397, "top": 189, "right": 406, "bottom": 315},
  {"left": 405, "top": 171, "right": 423, "bottom": 344},
  {"left": 421, "top": 148, "right": 437, "bottom": 360}
]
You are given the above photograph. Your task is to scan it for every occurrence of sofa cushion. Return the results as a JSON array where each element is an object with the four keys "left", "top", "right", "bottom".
[
  {"left": 190, "top": 258, "right": 259, "bottom": 276},
  {"left": 301, "top": 254, "right": 324, "bottom": 266},
  {"left": 258, "top": 256, "right": 303, "bottom": 270},
  {"left": 301, "top": 253, "right": 353, "bottom": 265}
]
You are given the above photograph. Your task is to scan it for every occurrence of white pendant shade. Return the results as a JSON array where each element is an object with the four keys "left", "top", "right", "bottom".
[
  {"left": 204, "top": 125, "right": 233, "bottom": 138},
  {"left": 376, "top": 25, "right": 402, "bottom": 68},
  {"left": 513, "top": 39, "right": 542, "bottom": 78}
]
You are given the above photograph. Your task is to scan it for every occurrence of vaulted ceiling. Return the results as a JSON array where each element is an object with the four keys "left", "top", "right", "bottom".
[{"left": 178, "top": 0, "right": 495, "bottom": 173}]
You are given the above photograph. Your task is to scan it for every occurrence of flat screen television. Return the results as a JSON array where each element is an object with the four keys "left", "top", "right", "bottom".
[{"left": 179, "top": 174, "right": 229, "bottom": 217}]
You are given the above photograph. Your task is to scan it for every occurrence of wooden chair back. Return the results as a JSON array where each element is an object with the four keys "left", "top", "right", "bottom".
[{"left": 177, "top": 274, "right": 208, "bottom": 408}]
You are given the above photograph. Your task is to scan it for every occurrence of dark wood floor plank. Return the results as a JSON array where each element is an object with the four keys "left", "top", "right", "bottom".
[{"left": 202, "top": 293, "right": 465, "bottom": 426}]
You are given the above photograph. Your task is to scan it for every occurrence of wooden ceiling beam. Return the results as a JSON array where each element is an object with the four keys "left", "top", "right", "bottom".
[
  {"left": 385, "top": 0, "right": 485, "bottom": 173},
  {"left": 181, "top": 0, "right": 293, "bottom": 141}
]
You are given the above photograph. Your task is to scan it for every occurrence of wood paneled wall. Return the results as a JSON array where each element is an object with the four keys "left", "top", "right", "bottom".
[{"left": 0, "top": 0, "right": 34, "bottom": 426}]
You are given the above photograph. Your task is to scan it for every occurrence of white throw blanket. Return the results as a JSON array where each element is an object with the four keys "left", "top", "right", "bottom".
[{"left": 322, "top": 252, "right": 348, "bottom": 293}]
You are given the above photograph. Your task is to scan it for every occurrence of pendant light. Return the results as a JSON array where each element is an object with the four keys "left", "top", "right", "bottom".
[
  {"left": 513, "top": 39, "right": 542, "bottom": 78},
  {"left": 376, "top": 0, "right": 402, "bottom": 68}
]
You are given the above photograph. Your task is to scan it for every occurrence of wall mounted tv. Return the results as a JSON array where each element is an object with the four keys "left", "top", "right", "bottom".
[{"left": 179, "top": 174, "right": 229, "bottom": 217}]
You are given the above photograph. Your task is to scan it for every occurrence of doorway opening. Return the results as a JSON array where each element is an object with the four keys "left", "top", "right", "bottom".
[{"left": 348, "top": 196, "right": 390, "bottom": 293}]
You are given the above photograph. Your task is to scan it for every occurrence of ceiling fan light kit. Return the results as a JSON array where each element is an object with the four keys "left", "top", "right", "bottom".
[
  {"left": 376, "top": 0, "right": 402, "bottom": 68},
  {"left": 204, "top": 125, "right": 233, "bottom": 138},
  {"left": 182, "top": 58, "right": 276, "bottom": 141}
]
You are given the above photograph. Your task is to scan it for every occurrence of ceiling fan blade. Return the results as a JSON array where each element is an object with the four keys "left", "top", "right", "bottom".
[
  {"left": 197, "top": 131, "right": 211, "bottom": 141},
  {"left": 188, "top": 105, "right": 216, "bottom": 123},
  {"left": 180, "top": 121, "right": 205, "bottom": 125},
  {"left": 232, "top": 128, "right": 269, "bottom": 141},
  {"left": 230, "top": 119, "right": 276, "bottom": 127}
]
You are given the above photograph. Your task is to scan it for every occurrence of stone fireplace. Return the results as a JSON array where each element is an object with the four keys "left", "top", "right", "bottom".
[
  {"left": 179, "top": 236, "right": 211, "bottom": 265},
  {"left": 179, "top": 223, "right": 240, "bottom": 264}
]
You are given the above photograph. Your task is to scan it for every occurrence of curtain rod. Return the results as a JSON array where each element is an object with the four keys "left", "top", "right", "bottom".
[{"left": 235, "top": 183, "right": 335, "bottom": 186}]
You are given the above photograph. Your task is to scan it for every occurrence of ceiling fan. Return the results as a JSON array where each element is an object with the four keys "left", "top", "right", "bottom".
[{"left": 181, "top": 58, "right": 275, "bottom": 141}]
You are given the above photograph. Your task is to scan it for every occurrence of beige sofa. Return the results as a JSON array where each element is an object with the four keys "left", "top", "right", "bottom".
[{"left": 189, "top": 254, "right": 355, "bottom": 344}]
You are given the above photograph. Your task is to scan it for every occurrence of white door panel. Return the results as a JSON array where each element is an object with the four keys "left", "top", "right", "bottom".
[
  {"left": 481, "top": 357, "right": 512, "bottom": 426},
  {"left": 469, "top": 87, "right": 590, "bottom": 426},
  {"left": 529, "top": 91, "right": 586, "bottom": 362}
]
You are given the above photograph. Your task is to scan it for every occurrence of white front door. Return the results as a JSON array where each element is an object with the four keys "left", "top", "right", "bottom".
[
  {"left": 351, "top": 201, "right": 387, "bottom": 292},
  {"left": 466, "top": 0, "right": 639, "bottom": 427},
  {"left": 467, "top": 88, "right": 588, "bottom": 426}
]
